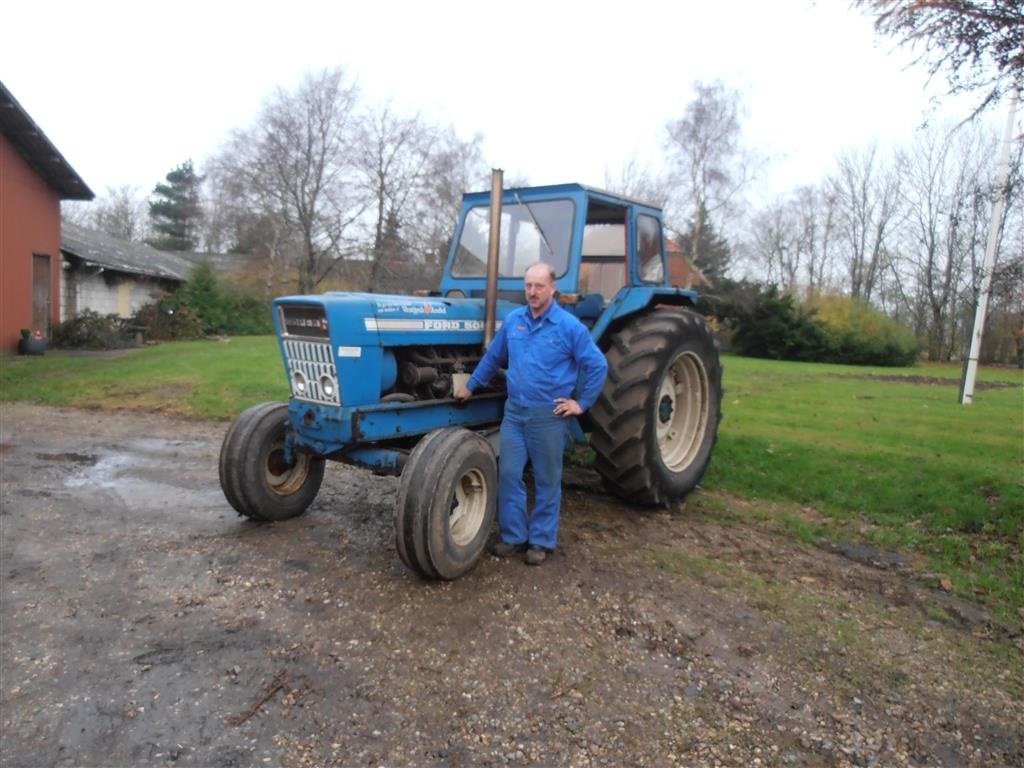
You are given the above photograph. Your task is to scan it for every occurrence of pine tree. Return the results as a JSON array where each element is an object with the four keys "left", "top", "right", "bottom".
[
  {"left": 676, "top": 203, "right": 731, "bottom": 281},
  {"left": 148, "top": 160, "right": 204, "bottom": 251}
]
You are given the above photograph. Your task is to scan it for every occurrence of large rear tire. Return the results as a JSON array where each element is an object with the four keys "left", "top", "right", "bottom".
[
  {"left": 589, "top": 309, "right": 722, "bottom": 506},
  {"left": 219, "top": 402, "right": 325, "bottom": 521},
  {"left": 394, "top": 427, "right": 497, "bottom": 580}
]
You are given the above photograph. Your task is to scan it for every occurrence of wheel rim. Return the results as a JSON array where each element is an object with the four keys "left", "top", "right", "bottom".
[
  {"left": 655, "top": 351, "right": 710, "bottom": 472},
  {"left": 264, "top": 440, "right": 312, "bottom": 496},
  {"left": 448, "top": 467, "right": 488, "bottom": 547}
]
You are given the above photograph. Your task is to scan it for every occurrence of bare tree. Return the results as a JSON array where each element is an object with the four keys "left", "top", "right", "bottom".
[
  {"left": 853, "top": 0, "right": 1024, "bottom": 117},
  {"left": 750, "top": 199, "right": 800, "bottom": 290},
  {"left": 209, "top": 68, "right": 366, "bottom": 294},
  {"left": 791, "top": 185, "right": 839, "bottom": 298},
  {"left": 356, "top": 104, "right": 442, "bottom": 290},
  {"left": 602, "top": 155, "right": 671, "bottom": 209},
  {"left": 664, "top": 80, "right": 758, "bottom": 277},
  {"left": 403, "top": 128, "right": 490, "bottom": 270},
  {"left": 896, "top": 121, "right": 997, "bottom": 359},
  {"left": 97, "top": 185, "right": 149, "bottom": 241},
  {"left": 828, "top": 143, "right": 902, "bottom": 302},
  {"left": 62, "top": 185, "right": 149, "bottom": 241}
]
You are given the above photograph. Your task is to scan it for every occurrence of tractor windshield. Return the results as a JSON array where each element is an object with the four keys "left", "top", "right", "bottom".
[{"left": 451, "top": 199, "right": 574, "bottom": 278}]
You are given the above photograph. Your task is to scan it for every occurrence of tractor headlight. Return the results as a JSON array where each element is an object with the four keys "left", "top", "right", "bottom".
[
  {"left": 292, "top": 371, "right": 308, "bottom": 394},
  {"left": 320, "top": 375, "right": 336, "bottom": 398}
]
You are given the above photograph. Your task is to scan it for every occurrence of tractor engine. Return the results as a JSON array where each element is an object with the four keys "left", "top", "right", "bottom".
[{"left": 389, "top": 345, "right": 490, "bottom": 401}]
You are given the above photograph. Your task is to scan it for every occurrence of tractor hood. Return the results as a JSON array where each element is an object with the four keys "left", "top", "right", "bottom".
[{"left": 273, "top": 292, "right": 519, "bottom": 349}]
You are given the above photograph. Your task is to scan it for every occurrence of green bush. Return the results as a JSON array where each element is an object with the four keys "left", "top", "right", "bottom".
[
  {"left": 701, "top": 281, "right": 918, "bottom": 367},
  {"left": 175, "top": 261, "right": 273, "bottom": 335},
  {"left": 728, "top": 285, "right": 829, "bottom": 361},
  {"left": 811, "top": 295, "right": 919, "bottom": 367},
  {"left": 52, "top": 310, "right": 134, "bottom": 350},
  {"left": 133, "top": 299, "right": 204, "bottom": 341}
]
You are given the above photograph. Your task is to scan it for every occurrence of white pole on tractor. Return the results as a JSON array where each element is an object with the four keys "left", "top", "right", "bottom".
[{"left": 960, "top": 88, "right": 1020, "bottom": 405}]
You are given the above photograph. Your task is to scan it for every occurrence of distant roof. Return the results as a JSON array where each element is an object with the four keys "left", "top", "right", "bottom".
[
  {"left": 179, "top": 250, "right": 261, "bottom": 275},
  {"left": 61, "top": 222, "right": 193, "bottom": 281},
  {"left": 0, "top": 81, "right": 94, "bottom": 201}
]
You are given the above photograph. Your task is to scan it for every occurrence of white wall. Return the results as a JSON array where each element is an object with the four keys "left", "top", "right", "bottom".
[{"left": 60, "top": 263, "right": 172, "bottom": 320}]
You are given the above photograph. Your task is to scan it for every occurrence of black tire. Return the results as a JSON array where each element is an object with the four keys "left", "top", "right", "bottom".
[
  {"left": 218, "top": 402, "right": 325, "bottom": 521},
  {"left": 590, "top": 309, "right": 722, "bottom": 506},
  {"left": 394, "top": 427, "right": 497, "bottom": 580}
]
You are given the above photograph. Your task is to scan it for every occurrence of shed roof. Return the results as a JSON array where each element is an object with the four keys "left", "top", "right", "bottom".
[
  {"left": 0, "top": 81, "right": 94, "bottom": 201},
  {"left": 61, "top": 222, "right": 194, "bottom": 281}
]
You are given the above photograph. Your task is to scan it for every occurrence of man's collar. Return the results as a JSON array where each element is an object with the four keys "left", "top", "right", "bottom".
[{"left": 528, "top": 299, "right": 558, "bottom": 323}]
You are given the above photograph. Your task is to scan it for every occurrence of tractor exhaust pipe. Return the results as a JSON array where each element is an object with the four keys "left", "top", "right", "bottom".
[{"left": 483, "top": 168, "right": 503, "bottom": 347}]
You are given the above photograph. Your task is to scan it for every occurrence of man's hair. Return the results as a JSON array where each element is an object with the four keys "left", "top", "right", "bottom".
[{"left": 526, "top": 261, "right": 556, "bottom": 283}]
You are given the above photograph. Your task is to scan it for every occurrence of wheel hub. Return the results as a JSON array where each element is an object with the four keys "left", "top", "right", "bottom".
[
  {"left": 264, "top": 442, "right": 310, "bottom": 495},
  {"left": 658, "top": 395, "right": 674, "bottom": 424},
  {"left": 655, "top": 351, "right": 710, "bottom": 472},
  {"left": 449, "top": 468, "right": 488, "bottom": 547}
]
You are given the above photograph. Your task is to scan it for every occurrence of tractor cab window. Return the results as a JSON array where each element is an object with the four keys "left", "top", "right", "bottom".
[
  {"left": 580, "top": 222, "right": 626, "bottom": 302},
  {"left": 451, "top": 199, "right": 573, "bottom": 278},
  {"left": 637, "top": 214, "right": 664, "bottom": 283}
]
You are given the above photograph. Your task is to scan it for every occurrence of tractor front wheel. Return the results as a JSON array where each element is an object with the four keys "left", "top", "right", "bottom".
[
  {"left": 589, "top": 309, "right": 722, "bottom": 506},
  {"left": 219, "top": 402, "right": 325, "bottom": 521},
  {"left": 394, "top": 427, "right": 497, "bottom": 580}
]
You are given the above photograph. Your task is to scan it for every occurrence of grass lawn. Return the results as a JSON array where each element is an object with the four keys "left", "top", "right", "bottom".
[
  {"left": 2, "top": 340, "right": 1022, "bottom": 621},
  {"left": 702, "top": 354, "right": 1023, "bottom": 622},
  {"left": 0, "top": 336, "right": 287, "bottom": 420}
]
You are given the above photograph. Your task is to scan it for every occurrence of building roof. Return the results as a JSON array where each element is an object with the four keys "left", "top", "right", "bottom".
[
  {"left": 179, "top": 251, "right": 261, "bottom": 275},
  {"left": 0, "top": 81, "right": 94, "bottom": 201},
  {"left": 61, "top": 222, "right": 194, "bottom": 281}
]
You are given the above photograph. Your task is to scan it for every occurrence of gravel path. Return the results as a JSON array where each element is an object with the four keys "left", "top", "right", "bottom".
[{"left": 1, "top": 403, "right": 1021, "bottom": 767}]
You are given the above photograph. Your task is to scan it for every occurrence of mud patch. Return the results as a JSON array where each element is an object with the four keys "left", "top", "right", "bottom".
[
  {"left": 835, "top": 373, "right": 1020, "bottom": 390},
  {"left": 34, "top": 451, "right": 98, "bottom": 465},
  {"left": 824, "top": 540, "right": 910, "bottom": 570}
]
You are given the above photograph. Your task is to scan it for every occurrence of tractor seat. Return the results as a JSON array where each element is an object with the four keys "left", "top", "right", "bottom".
[{"left": 572, "top": 292, "right": 605, "bottom": 328}]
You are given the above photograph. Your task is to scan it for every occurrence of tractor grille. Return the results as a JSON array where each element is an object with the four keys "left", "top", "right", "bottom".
[{"left": 283, "top": 339, "right": 340, "bottom": 405}]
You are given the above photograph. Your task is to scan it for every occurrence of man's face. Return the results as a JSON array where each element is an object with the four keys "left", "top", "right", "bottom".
[{"left": 524, "top": 266, "right": 556, "bottom": 316}]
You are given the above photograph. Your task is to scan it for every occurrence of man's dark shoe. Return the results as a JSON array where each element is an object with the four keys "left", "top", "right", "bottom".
[
  {"left": 491, "top": 541, "right": 527, "bottom": 558},
  {"left": 525, "top": 546, "right": 548, "bottom": 566}
]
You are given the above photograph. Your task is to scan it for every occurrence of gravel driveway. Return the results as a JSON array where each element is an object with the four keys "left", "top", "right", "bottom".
[{"left": 1, "top": 403, "right": 1021, "bottom": 767}]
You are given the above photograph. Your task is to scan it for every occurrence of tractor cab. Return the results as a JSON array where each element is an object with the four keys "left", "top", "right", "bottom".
[{"left": 439, "top": 184, "right": 673, "bottom": 327}]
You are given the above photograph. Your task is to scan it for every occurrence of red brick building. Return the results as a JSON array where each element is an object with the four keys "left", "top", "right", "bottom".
[
  {"left": 1, "top": 81, "right": 93, "bottom": 352},
  {"left": 665, "top": 236, "right": 710, "bottom": 290}
]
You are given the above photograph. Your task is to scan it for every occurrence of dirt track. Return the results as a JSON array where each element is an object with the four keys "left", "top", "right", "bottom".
[{"left": 1, "top": 403, "right": 1021, "bottom": 767}]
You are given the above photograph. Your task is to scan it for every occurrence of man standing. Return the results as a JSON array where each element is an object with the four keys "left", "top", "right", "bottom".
[{"left": 454, "top": 262, "right": 608, "bottom": 565}]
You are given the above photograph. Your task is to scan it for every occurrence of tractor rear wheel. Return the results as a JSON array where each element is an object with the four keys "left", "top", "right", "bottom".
[
  {"left": 394, "top": 427, "right": 497, "bottom": 580},
  {"left": 589, "top": 309, "right": 722, "bottom": 506},
  {"left": 219, "top": 402, "right": 325, "bottom": 521}
]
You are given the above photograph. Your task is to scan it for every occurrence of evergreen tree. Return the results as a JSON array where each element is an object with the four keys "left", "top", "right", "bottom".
[
  {"left": 676, "top": 203, "right": 731, "bottom": 281},
  {"left": 148, "top": 160, "right": 204, "bottom": 251}
]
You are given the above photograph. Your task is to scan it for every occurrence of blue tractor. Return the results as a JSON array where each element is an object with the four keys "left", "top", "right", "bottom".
[{"left": 219, "top": 178, "right": 722, "bottom": 579}]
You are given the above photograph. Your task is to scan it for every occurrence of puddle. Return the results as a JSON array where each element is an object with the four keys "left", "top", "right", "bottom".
[
  {"left": 61, "top": 439, "right": 225, "bottom": 513},
  {"left": 65, "top": 452, "right": 137, "bottom": 488}
]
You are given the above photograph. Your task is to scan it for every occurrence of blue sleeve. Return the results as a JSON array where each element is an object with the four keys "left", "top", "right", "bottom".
[
  {"left": 571, "top": 324, "right": 608, "bottom": 411},
  {"left": 466, "top": 321, "right": 509, "bottom": 392}
]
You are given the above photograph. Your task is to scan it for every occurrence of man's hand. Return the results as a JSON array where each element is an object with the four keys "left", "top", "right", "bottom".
[
  {"left": 553, "top": 397, "right": 582, "bottom": 417},
  {"left": 454, "top": 385, "right": 473, "bottom": 402}
]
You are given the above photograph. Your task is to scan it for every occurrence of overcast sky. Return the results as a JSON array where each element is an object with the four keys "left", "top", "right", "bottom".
[{"left": 3, "top": 0, "right": 986, "bottom": 206}]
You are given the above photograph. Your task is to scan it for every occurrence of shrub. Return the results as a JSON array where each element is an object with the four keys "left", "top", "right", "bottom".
[
  {"left": 175, "top": 261, "right": 273, "bottom": 336},
  {"left": 701, "top": 281, "right": 919, "bottom": 367},
  {"left": 132, "top": 299, "right": 204, "bottom": 341},
  {"left": 811, "top": 295, "right": 919, "bottom": 367},
  {"left": 729, "top": 285, "right": 829, "bottom": 361},
  {"left": 52, "top": 310, "right": 134, "bottom": 350}
]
